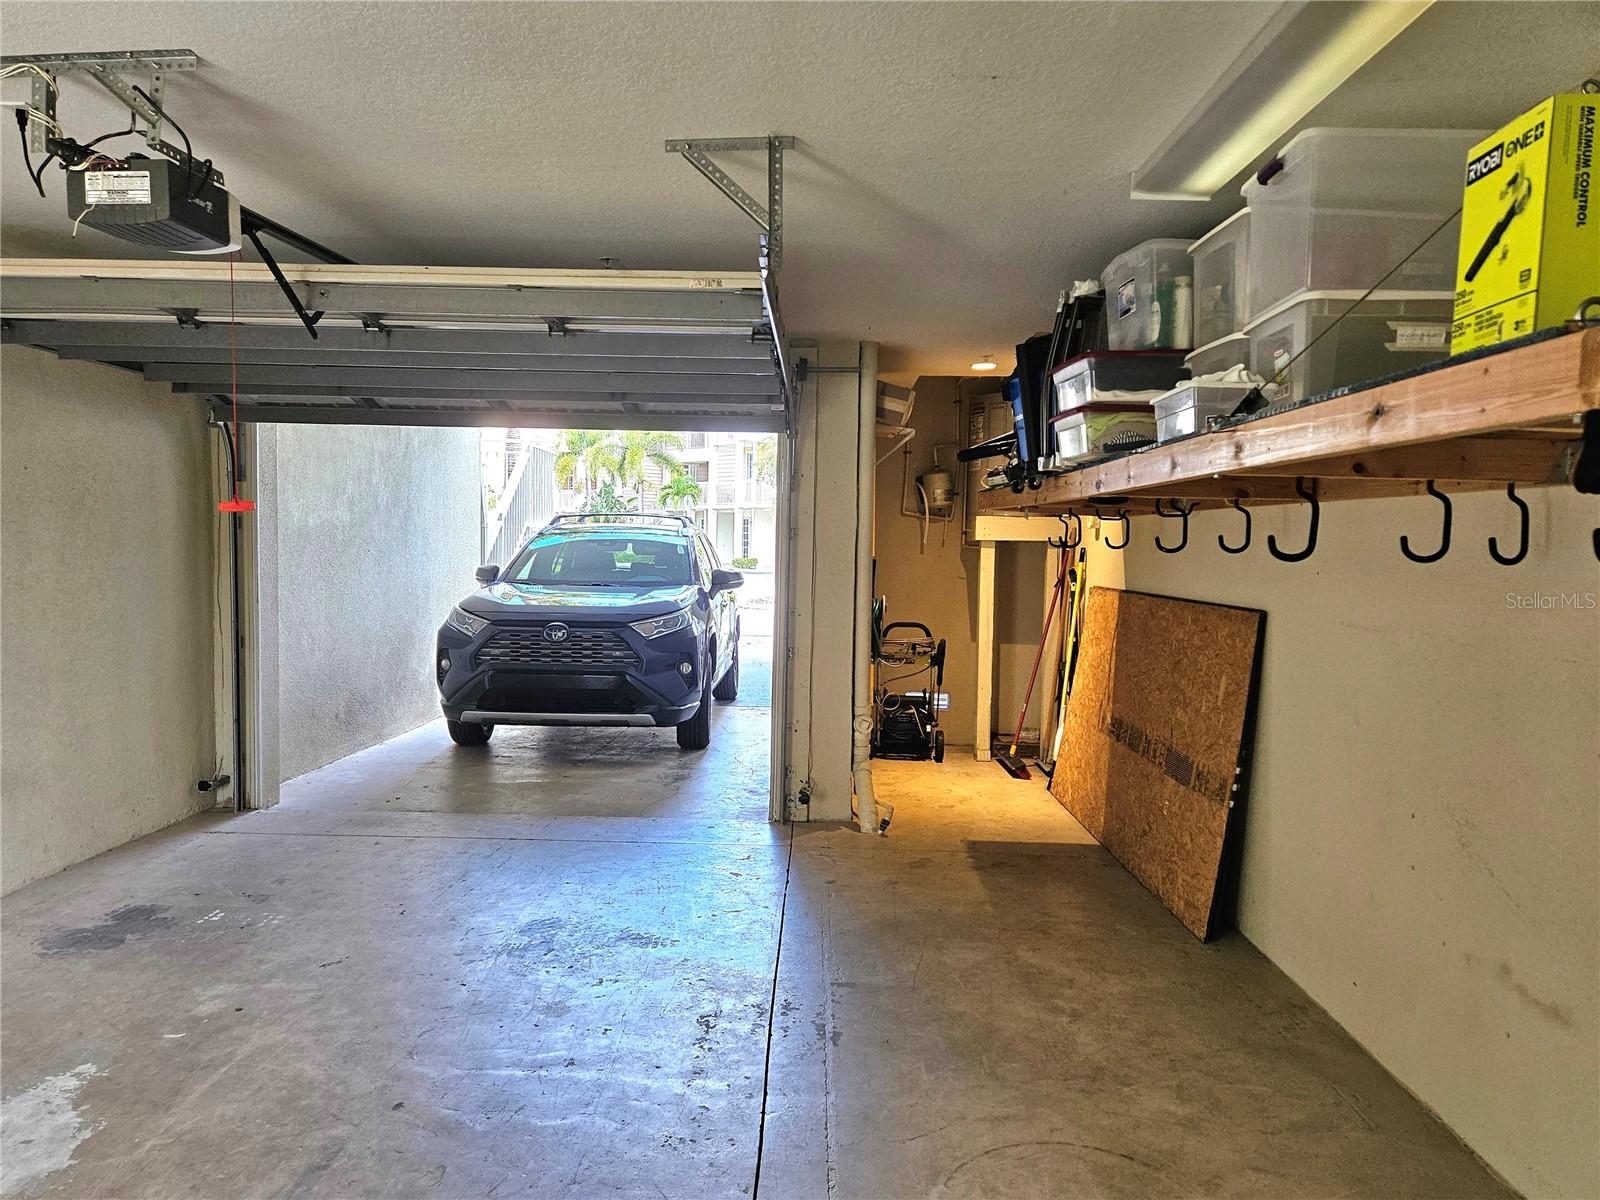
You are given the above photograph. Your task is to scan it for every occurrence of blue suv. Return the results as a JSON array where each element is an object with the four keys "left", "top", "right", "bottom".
[{"left": 435, "top": 514, "right": 743, "bottom": 750}]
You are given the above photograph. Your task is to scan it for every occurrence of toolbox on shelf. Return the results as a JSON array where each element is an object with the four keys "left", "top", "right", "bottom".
[
  {"left": 1189, "top": 208, "right": 1251, "bottom": 347},
  {"left": 1244, "top": 289, "right": 1453, "bottom": 404},
  {"left": 1151, "top": 380, "right": 1256, "bottom": 442},
  {"left": 1100, "top": 239, "right": 1193, "bottom": 350},
  {"left": 1242, "top": 127, "right": 1484, "bottom": 318}
]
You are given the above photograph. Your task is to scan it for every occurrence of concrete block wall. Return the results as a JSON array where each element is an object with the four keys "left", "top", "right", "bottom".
[
  {"left": 1, "top": 347, "right": 215, "bottom": 894},
  {"left": 1082, "top": 486, "right": 1600, "bottom": 1198}
]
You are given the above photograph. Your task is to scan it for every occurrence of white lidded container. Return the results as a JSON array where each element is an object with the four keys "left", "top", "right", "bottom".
[
  {"left": 1242, "top": 128, "right": 1485, "bottom": 319},
  {"left": 1100, "top": 238, "right": 1193, "bottom": 350},
  {"left": 1188, "top": 208, "right": 1251, "bottom": 347},
  {"left": 1151, "top": 380, "right": 1256, "bottom": 442},
  {"left": 1051, "top": 350, "right": 1188, "bottom": 418},
  {"left": 1185, "top": 332, "right": 1252, "bottom": 377},
  {"left": 1244, "top": 289, "right": 1453, "bottom": 404},
  {"left": 1049, "top": 401, "right": 1157, "bottom": 465}
]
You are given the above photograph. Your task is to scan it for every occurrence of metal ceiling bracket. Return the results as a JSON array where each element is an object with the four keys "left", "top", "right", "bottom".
[
  {"left": 1, "top": 50, "right": 222, "bottom": 182},
  {"left": 666, "top": 135, "right": 794, "bottom": 269}
]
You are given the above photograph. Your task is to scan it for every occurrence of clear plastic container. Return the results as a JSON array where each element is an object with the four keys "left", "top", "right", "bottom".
[
  {"left": 1049, "top": 402, "right": 1157, "bottom": 464},
  {"left": 1101, "top": 239, "right": 1193, "bottom": 350},
  {"left": 1244, "top": 289, "right": 1453, "bottom": 403},
  {"left": 1185, "top": 332, "right": 1251, "bottom": 377},
  {"left": 1051, "top": 350, "right": 1188, "bottom": 417},
  {"left": 1189, "top": 208, "right": 1250, "bottom": 346},
  {"left": 1242, "top": 128, "right": 1484, "bottom": 318},
  {"left": 1151, "top": 381, "right": 1256, "bottom": 442}
]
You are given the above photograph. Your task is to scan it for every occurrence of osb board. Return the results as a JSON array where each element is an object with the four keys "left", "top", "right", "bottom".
[{"left": 1051, "top": 588, "right": 1264, "bottom": 940}]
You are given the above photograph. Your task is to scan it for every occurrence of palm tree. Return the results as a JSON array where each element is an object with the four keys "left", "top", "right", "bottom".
[
  {"left": 554, "top": 430, "right": 620, "bottom": 497},
  {"left": 615, "top": 430, "right": 685, "bottom": 500},
  {"left": 658, "top": 471, "right": 702, "bottom": 509}
]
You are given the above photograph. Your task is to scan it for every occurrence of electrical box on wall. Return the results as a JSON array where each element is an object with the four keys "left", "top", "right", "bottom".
[{"left": 1451, "top": 93, "right": 1599, "bottom": 352}]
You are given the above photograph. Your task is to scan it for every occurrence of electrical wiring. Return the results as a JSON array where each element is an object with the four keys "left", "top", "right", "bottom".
[
  {"left": 130, "top": 83, "right": 212, "bottom": 197},
  {"left": 0, "top": 62, "right": 57, "bottom": 92}
]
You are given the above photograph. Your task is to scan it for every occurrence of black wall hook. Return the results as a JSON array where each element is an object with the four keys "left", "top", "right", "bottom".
[
  {"left": 1155, "top": 499, "right": 1191, "bottom": 554},
  {"left": 1219, "top": 499, "right": 1252, "bottom": 554},
  {"left": 1488, "top": 483, "right": 1530, "bottom": 566},
  {"left": 1104, "top": 510, "right": 1130, "bottom": 550},
  {"left": 1268, "top": 477, "right": 1320, "bottom": 562},
  {"left": 1062, "top": 513, "right": 1083, "bottom": 549},
  {"left": 1401, "top": 480, "right": 1453, "bottom": 563}
]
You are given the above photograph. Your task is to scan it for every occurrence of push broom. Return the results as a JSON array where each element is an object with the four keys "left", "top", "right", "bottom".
[{"left": 995, "top": 545, "right": 1070, "bottom": 780}]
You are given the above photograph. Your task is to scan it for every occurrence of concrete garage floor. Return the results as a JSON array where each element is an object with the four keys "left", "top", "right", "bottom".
[{"left": 3, "top": 663, "right": 1509, "bottom": 1198}]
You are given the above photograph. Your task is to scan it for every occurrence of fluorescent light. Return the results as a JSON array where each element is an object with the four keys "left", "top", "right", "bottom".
[
  {"left": 970, "top": 357, "right": 998, "bottom": 372},
  {"left": 1132, "top": 1, "right": 1432, "bottom": 201}
]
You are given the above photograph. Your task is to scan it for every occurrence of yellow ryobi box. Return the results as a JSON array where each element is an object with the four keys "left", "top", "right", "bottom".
[{"left": 1452, "top": 93, "right": 1599, "bottom": 353}]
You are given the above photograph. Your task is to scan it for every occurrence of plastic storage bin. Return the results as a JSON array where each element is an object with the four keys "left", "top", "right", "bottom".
[
  {"left": 1242, "top": 127, "right": 1484, "bottom": 318},
  {"left": 1049, "top": 402, "right": 1156, "bottom": 464},
  {"left": 1189, "top": 208, "right": 1250, "bottom": 346},
  {"left": 1185, "top": 332, "right": 1251, "bottom": 378},
  {"left": 1051, "top": 350, "right": 1188, "bottom": 416},
  {"left": 1101, "top": 239, "right": 1193, "bottom": 350},
  {"left": 1244, "top": 289, "right": 1452, "bottom": 403},
  {"left": 1151, "top": 381, "right": 1256, "bottom": 442}
]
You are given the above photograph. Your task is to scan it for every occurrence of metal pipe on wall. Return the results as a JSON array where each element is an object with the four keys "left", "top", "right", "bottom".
[{"left": 852, "top": 342, "right": 879, "bottom": 832}]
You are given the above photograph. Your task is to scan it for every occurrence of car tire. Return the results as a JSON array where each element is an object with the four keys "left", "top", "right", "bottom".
[
  {"left": 712, "top": 636, "right": 740, "bottom": 702},
  {"left": 676, "top": 658, "right": 714, "bottom": 751},
  {"left": 447, "top": 718, "right": 493, "bottom": 746}
]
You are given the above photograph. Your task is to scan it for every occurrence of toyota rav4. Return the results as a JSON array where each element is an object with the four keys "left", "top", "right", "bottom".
[{"left": 435, "top": 513, "right": 742, "bottom": 750}]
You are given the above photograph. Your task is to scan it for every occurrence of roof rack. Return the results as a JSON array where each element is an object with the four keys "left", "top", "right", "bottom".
[{"left": 543, "top": 512, "right": 697, "bottom": 531}]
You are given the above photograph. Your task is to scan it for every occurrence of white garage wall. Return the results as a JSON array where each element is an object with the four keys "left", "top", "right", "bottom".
[
  {"left": 783, "top": 339, "right": 868, "bottom": 821},
  {"left": 255, "top": 423, "right": 482, "bottom": 784},
  {"left": 1081, "top": 486, "right": 1600, "bottom": 1198},
  {"left": 0, "top": 347, "right": 215, "bottom": 894}
]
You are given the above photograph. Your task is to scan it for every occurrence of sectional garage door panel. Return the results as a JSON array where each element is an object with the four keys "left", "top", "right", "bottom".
[{"left": 0, "top": 259, "right": 789, "bottom": 432}]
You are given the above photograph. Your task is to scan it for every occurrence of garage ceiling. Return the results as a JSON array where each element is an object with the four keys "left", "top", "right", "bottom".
[
  {"left": 1, "top": 2, "right": 1595, "bottom": 381},
  {"left": 0, "top": 259, "right": 790, "bottom": 430}
]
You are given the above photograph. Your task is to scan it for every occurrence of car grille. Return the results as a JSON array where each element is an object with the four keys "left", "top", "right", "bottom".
[{"left": 475, "top": 625, "right": 641, "bottom": 671}]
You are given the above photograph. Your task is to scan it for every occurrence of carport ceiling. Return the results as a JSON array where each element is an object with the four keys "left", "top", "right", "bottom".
[
  {"left": 1, "top": 2, "right": 1595, "bottom": 380},
  {"left": 0, "top": 260, "right": 788, "bottom": 431}
]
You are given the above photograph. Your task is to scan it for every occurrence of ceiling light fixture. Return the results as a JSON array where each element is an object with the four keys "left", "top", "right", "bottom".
[
  {"left": 1131, "top": 0, "right": 1433, "bottom": 201},
  {"left": 970, "top": 357, "right": 998, "bottom": 372}
]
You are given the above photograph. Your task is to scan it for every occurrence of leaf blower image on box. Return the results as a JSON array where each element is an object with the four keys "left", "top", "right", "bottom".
[{"left": 1464, "top": 169, "right": 1534, "bottom": 283}]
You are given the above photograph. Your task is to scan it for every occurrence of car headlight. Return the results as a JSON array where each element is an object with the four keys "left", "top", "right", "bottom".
[
  {"left": 629, "top": 608, "right": 690, "bottom": 639},
  {"left": 446, "top": 607, "right": 489, "bottom": 637}
]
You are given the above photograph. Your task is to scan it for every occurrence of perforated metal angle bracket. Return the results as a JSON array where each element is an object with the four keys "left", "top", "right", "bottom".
[
  {"left": 665, "top": 136, "right": 794, "bottom": 269},
  {"left": 1, "top": 49, "right": 222, "bottom": 184}
]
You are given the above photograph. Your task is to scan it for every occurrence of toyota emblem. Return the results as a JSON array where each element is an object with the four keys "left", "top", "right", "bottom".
[{"left": 543, "top": 622, "right": 571, "bottom": 643}]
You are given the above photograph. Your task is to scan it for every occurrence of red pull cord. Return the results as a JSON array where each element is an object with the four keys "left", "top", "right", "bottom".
[{"left": 218, "top": 249, "right": 255, "bottom": 513}]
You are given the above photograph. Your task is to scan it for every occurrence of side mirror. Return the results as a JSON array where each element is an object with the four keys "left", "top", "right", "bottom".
[
  {"left": 709, "top": 568, "right": 744, "bottom": 595},
  {"left": 475, "top": 564, "right": 499, "bottom": 585}
]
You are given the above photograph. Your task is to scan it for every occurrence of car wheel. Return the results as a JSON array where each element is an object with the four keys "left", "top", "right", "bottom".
[
  {"left": 712, "top": 636, "right": 740, "bottom": 702},
  {"left": 447, "top": 718, "right": 493, "bottom": 746},
  {"left": 676, "top": 658, "right": 714, "bottom": 751}
]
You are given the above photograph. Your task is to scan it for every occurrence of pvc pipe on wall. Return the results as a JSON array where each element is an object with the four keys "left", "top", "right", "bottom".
[{"left": 853, "top": 342, "right": 879, "bottom": 832}]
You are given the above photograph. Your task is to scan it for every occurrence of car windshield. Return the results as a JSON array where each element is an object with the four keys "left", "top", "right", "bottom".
[{"left": 505, "top": 532, "right": 695, "bottom": 588}]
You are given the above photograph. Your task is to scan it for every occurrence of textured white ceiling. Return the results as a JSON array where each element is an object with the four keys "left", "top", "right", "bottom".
[{"left": 2, "top": 2, "right": 1595, "bottom": 380}]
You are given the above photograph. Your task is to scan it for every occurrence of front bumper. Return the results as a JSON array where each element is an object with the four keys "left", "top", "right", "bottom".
[{"left": 436, "top": 618, "right": 702, "bottom": 728}]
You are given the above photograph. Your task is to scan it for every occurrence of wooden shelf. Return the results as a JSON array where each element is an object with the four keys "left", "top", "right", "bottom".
[{"left": 976, "top": 327, "right": 1600, "bottom": 515}]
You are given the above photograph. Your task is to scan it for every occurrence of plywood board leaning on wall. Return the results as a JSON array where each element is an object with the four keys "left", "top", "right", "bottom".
[{"left": 1052, "top": 588, "right": 1264, "bottom": 939}]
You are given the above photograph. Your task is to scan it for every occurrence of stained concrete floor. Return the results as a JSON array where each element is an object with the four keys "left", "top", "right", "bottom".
[{"left": 3, "top": 651, "right": 1512, "bottom": 1197}]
